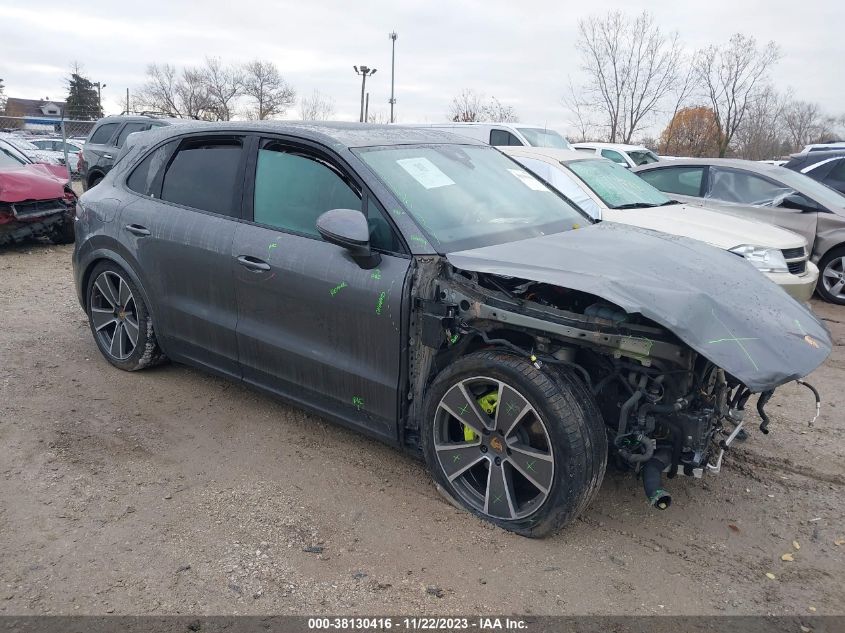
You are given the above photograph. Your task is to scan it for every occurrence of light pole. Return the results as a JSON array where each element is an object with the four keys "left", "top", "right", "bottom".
[
  {"left": 93, "top": 81, "right": 106, "bottom": 113},
  {"left": 388, "top": 31, "right": 398, "bottom": 123},
  {"left": 354, "top": 66, "right": 376, "bottom": 123}
]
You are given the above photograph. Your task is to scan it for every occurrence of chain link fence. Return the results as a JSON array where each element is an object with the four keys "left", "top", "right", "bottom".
[{"left": 0, "top": 115, "right": 97, "bottom": 180}]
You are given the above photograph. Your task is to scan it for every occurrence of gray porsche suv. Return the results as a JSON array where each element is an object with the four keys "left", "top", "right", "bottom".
[{"left": 72, "top": 122, "right": 830, "bottom": 536}]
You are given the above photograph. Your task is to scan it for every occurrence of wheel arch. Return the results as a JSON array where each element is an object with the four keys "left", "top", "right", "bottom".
[{"left": 80, "top": 251, "right": 161, "bottom": 330}]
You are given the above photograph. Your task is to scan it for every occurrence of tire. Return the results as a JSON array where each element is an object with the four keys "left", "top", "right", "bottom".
[
  {"left": 88, "top": 174, "right": 103, "bottom": 189},
  {"left": 50, "top": 217, "right": 75, "bottom": 245},
  {"left": 421, "top": 350, "right": 607, "bottom": 537},
  {"left": 817, "top": 246, "right": 845, "bottom": 305},
  {"left": 85, "top": 262, "right": 166, "bottom": 371}
]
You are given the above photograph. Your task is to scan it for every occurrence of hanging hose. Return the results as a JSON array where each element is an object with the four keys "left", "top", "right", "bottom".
[
  {"left": 796, "top": 380, "right": 821, "bottom": 427},
  {"left": 642, "top": 449, "right": 672, "bottom": 509}
]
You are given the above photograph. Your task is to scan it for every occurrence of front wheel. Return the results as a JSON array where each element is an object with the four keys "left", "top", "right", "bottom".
[
  {"left": 817, "top": 246, "right": 845, "bottom": 305},
  {"left": 421, "top": 351, "right": 606, "bottom": 537}
]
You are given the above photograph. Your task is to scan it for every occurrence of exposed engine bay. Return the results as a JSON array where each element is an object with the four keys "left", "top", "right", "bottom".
[{"left": 408, "top": 259, "right": 825, "bottom": 509}]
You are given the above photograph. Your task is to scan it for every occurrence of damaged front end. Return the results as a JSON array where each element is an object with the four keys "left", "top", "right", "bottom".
[{"left": 408, "top": 224, "right": 832, "bottom": 509}]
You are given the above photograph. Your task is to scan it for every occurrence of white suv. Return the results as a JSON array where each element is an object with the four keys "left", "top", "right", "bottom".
[{"left": 572, "top": 142, "right": 660, "bottom": 168}]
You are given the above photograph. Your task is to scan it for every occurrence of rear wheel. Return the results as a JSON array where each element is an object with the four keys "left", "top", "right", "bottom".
[
  {"left": 421, "top": 350, "right": 606, "bottom": 537},
  {"left": 50, "top": 217, "right": 75, "bottom": 244},
  {"left": 817, "top": 246, "right": 845, "bottom": 305},
  {"left": 85, "top": 262, "right": 165, "bottom": 371}
]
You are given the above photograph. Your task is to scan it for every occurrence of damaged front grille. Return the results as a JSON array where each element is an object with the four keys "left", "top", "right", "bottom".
[{"left": 11, "top": 199, "right": 67, "bottom": 219}]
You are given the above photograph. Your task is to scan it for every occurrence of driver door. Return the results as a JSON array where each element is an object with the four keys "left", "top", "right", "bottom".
[{"left": 232, "top": 138, "right": 410, "bottom": 441}]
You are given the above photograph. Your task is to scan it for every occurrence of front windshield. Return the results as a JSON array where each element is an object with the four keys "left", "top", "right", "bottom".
[
  {"left": 627, "top": 150, "right": 659, "bottom": 166},
  {"left": 771, "top": 166, "right": 845, "bottom": 211},
  {"left": 516, "top": 128, "right": 572, "bottom": 150},
  {"left": 0, "top": 141, "right": 29, "bottom": 167},
  {"left": 568, "top": 159, "right": 672, "bottom": 209},
  {"left": 3, "top": 137, "right": 37, "bottom": 152},
  {"left": 356, "top": 144, "right": 588, "bottom": 252}
]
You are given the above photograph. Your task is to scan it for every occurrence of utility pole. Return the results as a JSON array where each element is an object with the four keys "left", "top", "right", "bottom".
[
  {"left": 354, "top": 65, "right": 376, "bottom": 123},
  {"left": 93, "top": 81, "right": 106, "bottom": 114},
  {"left": 388, "top": 31, "right": 398, "bottom": 123},
  {"left": 125, "top": 88, "right": 129, "bottom": 115},
  {"left": 365, "top": 93, "right": 370, "bottom": 122}
]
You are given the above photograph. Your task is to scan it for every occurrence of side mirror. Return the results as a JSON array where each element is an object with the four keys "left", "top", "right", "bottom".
[
  {"left": 779, "top": 193, "right": 818, "bottom": 212},
  {"left": 316, "top": 208, "right": 381, "bottom": 269}
]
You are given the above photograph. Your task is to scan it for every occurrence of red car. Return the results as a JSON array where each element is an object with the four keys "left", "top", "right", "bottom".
[{"left": 0, "top": 138, "right": 76, "bottom": 246}]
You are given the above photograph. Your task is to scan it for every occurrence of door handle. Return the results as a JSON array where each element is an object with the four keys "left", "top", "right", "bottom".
[
  {"left": 236, "top": 255, "right": 271, "bottom": 272},
  {"left": 103, "top": 153, "right": 113, "bottom": 160},
  {"left": 125, "top": 223, "right": 151, "bottom": 236}
]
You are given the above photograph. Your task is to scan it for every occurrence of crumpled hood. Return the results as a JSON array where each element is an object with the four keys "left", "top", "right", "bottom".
[
  {"left": 604, "top": 204, "right": 806, "bottom": 250},
  {"left": 447, "top": 222, "right": 831, "bottom": 392},
  {"left": 0, "top": 164, "right": 68, "bottom": 203}
]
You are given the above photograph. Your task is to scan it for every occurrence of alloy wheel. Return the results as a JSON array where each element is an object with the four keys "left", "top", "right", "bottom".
[
  {"left": 822, "top": 256, "right": 845, "bottom": 301},
  {"left": 90, "top": 271, "right": 139, "bottom": 360},
  {"left": 433, "top": 376, "right": 554, "bottom": 520}
]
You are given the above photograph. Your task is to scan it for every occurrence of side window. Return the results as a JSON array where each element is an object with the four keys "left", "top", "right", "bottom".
[
  {"left": 600, "top": 149, "right": 628, "bottom": 165},
  {"left": 253, "top": 142, "right": 362, "bottom": 239},
  {"left": 706, "top": 167, "right": 790, "bottom": 204},
  {"left": 126, "top": 142, "right": 175, "bottom": 197},
  {"left": 827, "top": 159, "right": 845, "bottom": 182},
  {"left": 489, "top": 129, "right": 523, "bottom": 146},
  {"left": 88, "top": 122, "right": 120, "bottom": 144},
  {"left": 116, "top": 122, "right": 150, "bottom": 148},
  {"left": 160, "top": 137, "right": 244, "bottom": 216},
  {"left": 639, "top": 167, "right": 704, "bottom": 197}
]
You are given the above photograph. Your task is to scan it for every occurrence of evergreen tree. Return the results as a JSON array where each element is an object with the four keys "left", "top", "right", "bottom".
[{"left": 65, "top": 72, "right": 102, "bottom": 120}]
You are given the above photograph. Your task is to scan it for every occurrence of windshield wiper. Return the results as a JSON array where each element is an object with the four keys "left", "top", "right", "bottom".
[
  {"left": 612, "top": 202, "right": 660, "bottom": 209},
  {"left": 659, "top": 200, "right": 680, "bottom": 206}
]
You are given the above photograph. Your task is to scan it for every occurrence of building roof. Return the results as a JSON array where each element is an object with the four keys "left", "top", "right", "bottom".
[{"left": 3, "top": 98, "right": 66, "bottom": 119}]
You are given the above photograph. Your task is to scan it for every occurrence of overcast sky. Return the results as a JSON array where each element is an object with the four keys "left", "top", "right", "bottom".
[{"left": 1, "top": 0, "right": 842, "bottom": 138}]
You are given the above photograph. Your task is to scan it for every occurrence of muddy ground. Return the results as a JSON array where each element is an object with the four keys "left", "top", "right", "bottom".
[{"left": 0, "top": 242, "right": 843, "bottom": 616}]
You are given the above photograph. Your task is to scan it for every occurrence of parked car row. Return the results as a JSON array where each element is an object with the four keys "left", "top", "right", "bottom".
[
  {"left": 633, "top": 158, "right": 845, "bottom": 304},
  {"left": 72, "top": 121, "right": 831, "bottom": 536}
]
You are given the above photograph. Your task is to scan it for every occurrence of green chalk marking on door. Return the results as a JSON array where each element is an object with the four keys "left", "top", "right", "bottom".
[
  {"left": 330, "top": 281, "right": 348, "bottom": 296},
  {"left": 371, "top": 269, "right": 382, "bottom": 280},
  {"left": 352, "top": 396, "right": 364, "bottom": 410},
  {"left": 376, "top": 291, "right": 386, "bottom": 315}
]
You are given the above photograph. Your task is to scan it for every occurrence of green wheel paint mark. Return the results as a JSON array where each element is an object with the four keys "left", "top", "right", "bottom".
[
  {"left": 375, "top": 291, "right": 386, "bottom": 315},
  {"left": 506, "top": 402, "right": 518, "bottom": 415},
  {"left": 453, "top": 454, "right": 461, "bottom": 463},
  {"left": 449, "top": 333, "right": 459, "bottom": 344},
  {"left": 458, "top": 403, "right": 470, "bottom": 416},
  {"left": 352, "top": 396, "right": 364, "bottom": 410},
  {"left": 492, "top": 495, "right": 502, "bottom": 504},
  {"left": 526, "top": 460, "right": 536, "bottom": 472},
  {"left": 330, "top": 281, "right": 348, "bottom": 296}
]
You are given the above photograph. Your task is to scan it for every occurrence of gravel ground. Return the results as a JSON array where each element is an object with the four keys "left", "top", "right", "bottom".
[{"left": 1, "top": 242, "right": 843, "bottom": 616}]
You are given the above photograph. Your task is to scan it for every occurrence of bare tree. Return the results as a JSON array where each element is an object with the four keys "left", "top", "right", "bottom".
[
  {"left": 562, "top": 78, "right": 598, "bottom": 141},
  {"left": 481, "top": 96, "right": 518, "bottom": 122},
  {"left": 242, "top": 60, "right": 295, "bottom": 120},
  {"left": 202, "top": 57, "right": 243, "bottom": 121},
  {"left": 570, "top": 11, "right": 682, "bottom": 143},
  {"left": 659, "top": 61, "right": 699, "bottom": 153},
  {"left": 136, "top": 63, "right": 214, "bottom": 119},
  {"left": 449, "top": 89, "right": 484, "bottom": 122},
  {"left": 299, "top": 89, "right": 335, "bottom": 121},
  {"left": 733, "top": 86, "right": 788, "bottom": 160},
  {"left": 694, "top": 34, "right": 780, "bottom": 157}
]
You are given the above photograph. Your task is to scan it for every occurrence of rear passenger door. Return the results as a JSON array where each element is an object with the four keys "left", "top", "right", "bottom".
[
  {"left": 120, "top": 134, "right": 248, "bottom": 377},
  {"left": 232, "top": 138, "right": 410, "bottom": 441}
]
